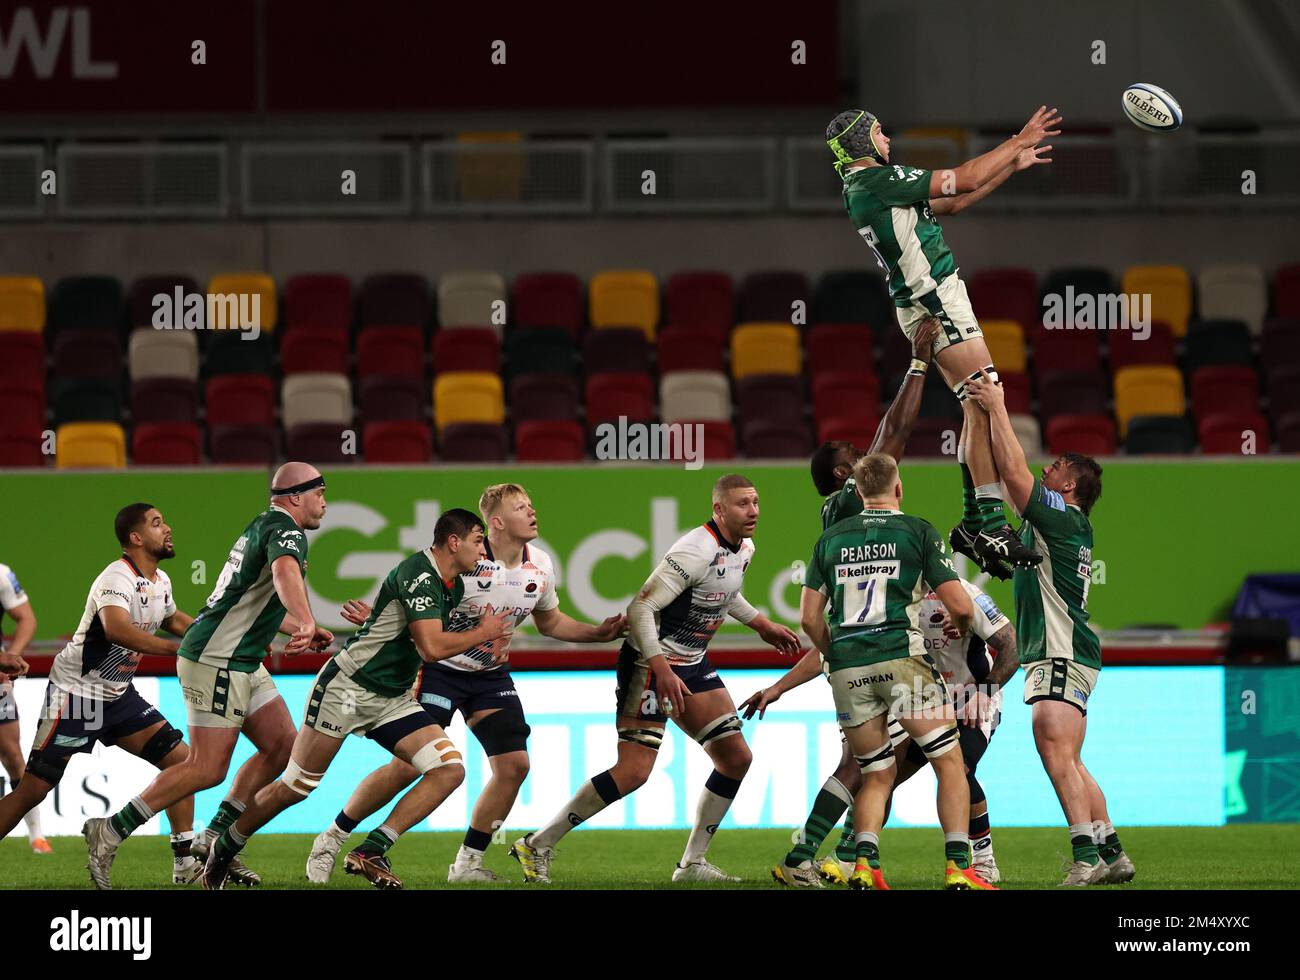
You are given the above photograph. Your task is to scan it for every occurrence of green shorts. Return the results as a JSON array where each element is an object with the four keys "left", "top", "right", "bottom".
[
  {"left": 896, "top": 275, "right": 984, "bottom": 356},
  {"left": 1023, "top": 658, "right": 1100, "bottom": 716},
  {"left": 830, "top": 655, "right": 948, "bottom": 729}
]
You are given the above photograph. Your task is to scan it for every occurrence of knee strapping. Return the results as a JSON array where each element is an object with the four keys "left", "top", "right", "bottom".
[
  {"left": 472, "top": 710, "right": 531, "bottom": 757},
  {"left": 855, "top": 741, "right": 896, "bottom": 774},
  {"left": 954, "top": 365, "right": 1000, "bottom": 401},
  {"left": 281, "top": 759, "right": 326, "bottom": 797},
  {"left": 140, "top": 723, "right": 184, "bottom": 765},
  {"left": 695, "top": 713, "right": 743, "bottom": 746},
  {"left": 410, "top": 736, "right": 463, "bottom": 774},
  {"left": 617, "top": 725, "right": 664, "bottom": 751},
  {"left": 913, "top": 724, "right": 961, "bottom": 760}
]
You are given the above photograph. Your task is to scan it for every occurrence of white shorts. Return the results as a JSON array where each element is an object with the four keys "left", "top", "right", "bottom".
[
  {"left": 301, "top": 663, "right": 428, "bottom": 740},
  {"left": 896, "top": 275, "right": 984, "bottom": 357},
  {"left": 178, "top": 660, "right": 282, "bottom": 729}
]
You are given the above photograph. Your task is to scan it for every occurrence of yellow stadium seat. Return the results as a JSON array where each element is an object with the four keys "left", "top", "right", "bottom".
[
  {"left": 731, "top": 323, "right": 802, "bottom": 379},
  {"left": 1113, "top": 365, "right": 1185, "bottom": 437},
  {"left": 206, "top": 273, "right": 278, "bottom": 333},
  {"left": 0, "top": 275, "right": 46, "bottom": 332},
  {"left": 1122, "top": 265, "right": 1190, "bottom": 338},
  {"left": 982, "top": 319, "right": 1027, "bottom": 373},
  {"left": 56, "top": 422, "right": 126, "bottom": 469},
  {"left": 434, "top": 372, "right": 505, "bottom": 432},
  {"left": 589, "top": 270, "right": 659, "bottom": 339}
]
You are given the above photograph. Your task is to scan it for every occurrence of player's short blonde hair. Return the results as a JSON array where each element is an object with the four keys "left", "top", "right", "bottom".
[
  {"left": 852, "top": 453, "right": 898, "bottom": 499},
  {"left": 479, "top": 482, "right": 529, "bottom": 519},
  {"left": 712, "top": 473, "right": 756, "bottom": 505}
]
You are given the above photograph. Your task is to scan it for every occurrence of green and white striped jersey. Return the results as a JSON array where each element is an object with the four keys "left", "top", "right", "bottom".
[
  {"left": 842, "top": 164, "right": 956, "bottom": 307},
  {"left": 178, "top": 505, "right": 308, "bottom": 673},
  {"left": 1013, "top": 478, "right": 1101, "bottom": 669},
  {"left": 805, "top": 508, "right": 959, "bottom": 670}
]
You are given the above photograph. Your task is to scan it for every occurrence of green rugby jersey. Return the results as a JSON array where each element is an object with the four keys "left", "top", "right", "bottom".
[
  {"left": 1013, "top": 478, "right": 1101, "bottom": 669},
  {"left": 842, "top": 164, "right": 956, "bottom": 306},
  {"left": 179, "top": 506, "right": 309, "bottom": 673},
  {"left": 334, "top": 549, "right": 463, "bottom": 698},
  {"left": 805, "top": 508, "right": 959, "bottom": 670},
  {"left": 821, "top": 477, "right": 864, "bottom": 531}
]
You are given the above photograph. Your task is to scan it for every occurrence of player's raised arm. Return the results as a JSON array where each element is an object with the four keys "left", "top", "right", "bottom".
[
  {"left": 738, "top": 649, "right": 824, "bottom": 720},
  {"left": 930, "top": 105, "right": 1061, "bottom": 199},
  {"left": 870, "top": 317, "right": 942, "bottom": 461},
  {"left": 964, "top": 372, "right": 1034, "bottom": 513}
]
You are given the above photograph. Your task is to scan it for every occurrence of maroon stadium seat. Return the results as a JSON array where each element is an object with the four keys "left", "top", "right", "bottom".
[
  {"left": 206, "top": 375, "right": 275, "bottom": 427},
  {"left": 356, "top": 326, "right": 425, "bottom": 377},
  {"left": 131, "top": 378, "right": 198, "bottom": 424},
  {"left": 1000, "top": 371, "right": 1031, "bottom": 414},
  {"left": 0, "top": 333, "right": 45, "bottom": 388},
  {"left": 440, "top": 423, "right": 508, "bottom": 462},
  {"left": 363, "top": 421, "right": 433, "bottom": 463},
  {"left": 690, "top": 420, "right": 736, "bottom": 461},
  {"left": 1038, "top": 371, "right": 1108, "bottom": 422},
  {"left": 905, "top": 418, "right": 961, "bottom": 457},
  {"left": 1107, "top": 321, "right": 1176, "bottom": 373},
  {"left": 812, "top": 371, "right": 880, "bottom": 430},
  {"left": 1190, "top": 366, "right": 1259, "bottom": 426},
  {"left": 209, "top": 424, "right": 279, "bottom": 464},
  {"left": 509, "top": 374, "right": 580, "bottom": 422},
  {"left": 1046, "top": 414, "right": 1117, "bottom": 456},
  {"left": 1273, "top": 264, "right": 1300, "bottom": 320},
  {"left": 516, "top": 420, "right": 586, "bottom": 462},
  {"left": 280, "top": 325, "right": 350, "bottom": 375},
  {"left": 511, "top": 272, "right": 584, "bottom": 337},
  {"left": 657, "top": 326, "right": 726, "bottom": 375},
  {"left": 52, "top": 329, "right": 122, "bottom": 380},
  {"left": 1199, "top": 411, "right": 1271, "bottom": 455},
  {"left": 735, "top": 374, "right": 803, "bottom": 427},
  {"left": 358, "top": 273, "right": 431, "bottom": 330},
  {"left": 880, "top": 328, "right": 913, "bottom": 381},
  {"left": 740, "top": 418, "right": 811, "bottom": 458},
  {"left": 664, "top": 271, "right": 734, "bottom": 339},
  {"left": 0, "top": 429, "right": 44, "bottom": 467},
  {"left": 1261, "top": 318, "right": 1300, "bottom": 369},
  {"left": 133, "top": 422, "right": 202, "bottom": 465},
  {"left": 2, "top": 377, "right": 45, "bottom": 433},
  {"left": 286, "top": 422, "right": 355, "bottom": 464},
  {"left": 817, "top": 415, "right": 881, "bottom": 448},
  {"left": 584, "top": 372, "right": 655, "bottom": 430},
  {"left": 583, "top": 328, "right": 650, "bottom": 377},
  {"left": 433, "top": 327, "right": 500, "bottom": 375},
  {"left": 807, "top": 323, "right": 876, "bottom": 378},
  {"left": 1267, "top": 366, "right": 1300, "bottom": 421},
  {"left": 737, "top": 271, "right": 809, "bottom": 324},
  {"left": 283, "top": 274, "right": 353, "bottom": 332},
  {"left": 129, "top": 275, "right": 201, "bottom": 329},
  {"left": 1275, "top": 411, "right": 1300, "bottom": 453},
  {"left": 968, "top": 267, "right": 1038, "bottom": 332},
  {"left": 358, "top": 374, "right": 425, "bottom": 423},
  {"left": 1030, "top": 328, "right": 1101, "bottom": 380}
]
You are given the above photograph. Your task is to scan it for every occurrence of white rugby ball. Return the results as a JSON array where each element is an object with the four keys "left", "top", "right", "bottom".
[{"left": 1122, "top": 82, "right": 1183, "bottom": 132}]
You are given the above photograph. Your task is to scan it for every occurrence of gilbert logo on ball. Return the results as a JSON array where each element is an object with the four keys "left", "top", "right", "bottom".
[{"left": 1122, "top": 83, "right": 1184, "bottom": 132}]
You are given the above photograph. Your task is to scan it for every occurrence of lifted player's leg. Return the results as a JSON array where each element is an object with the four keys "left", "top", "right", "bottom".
[{"left": 673, "top": 686, "right": 749, "bottom": 882}]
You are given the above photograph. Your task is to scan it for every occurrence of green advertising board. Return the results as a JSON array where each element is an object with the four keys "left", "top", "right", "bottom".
[{"left": 2, "top": 459, "right": 1297, "bottom": 642}]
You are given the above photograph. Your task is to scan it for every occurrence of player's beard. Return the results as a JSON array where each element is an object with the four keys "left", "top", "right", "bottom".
[{"left": 153, "top": 543, "right": 176, "bottom": 560}]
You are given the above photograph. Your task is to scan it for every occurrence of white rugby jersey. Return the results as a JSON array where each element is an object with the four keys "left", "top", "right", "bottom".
[
  {"left": 629, "top": 521, "right": 757, "bottom": 667},
  {"left": 50, "top": 556, "right": 176, "bottom": 701},
  {"left": 0, "top": 562, "right": 30, "bottom": 652},
  {"left": 919, "top": 579, "right": 1009, "bottom": 734},
  {"left": 439, "top": 540, "right": 559, "bottom": 673}
]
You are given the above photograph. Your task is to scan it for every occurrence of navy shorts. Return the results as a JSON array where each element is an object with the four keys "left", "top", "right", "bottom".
[
  {"left": 615, "top": 642, "right": 726, "bottom": 723},
  {"left": 417, "top": 664, "right": 524, "bottom": 728},
  {"left": 27, "top": 683, "right": 166, "bottom": 785}
]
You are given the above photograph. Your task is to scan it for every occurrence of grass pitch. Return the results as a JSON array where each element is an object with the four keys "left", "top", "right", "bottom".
[{"left": 3, "top": 825, "right": 1295, "bottom": 890}]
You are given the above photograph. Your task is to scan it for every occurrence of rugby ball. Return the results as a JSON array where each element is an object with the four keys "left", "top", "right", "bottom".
[{"left": 1122, "top": 82, "right": 1183, "bottom": 132}]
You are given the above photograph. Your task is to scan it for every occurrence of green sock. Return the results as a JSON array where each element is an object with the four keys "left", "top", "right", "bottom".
[
  {"left": 785, "top": 783, "right": 851, "bottom": 867},
  {"left": 975, "top": 490, "right": 1006, "bottom": 533},
  {"left": 214, "top": 825, "right": 247, "bottom": 862},
  {"left": 834, "top": 807, "right": 857, "bottom": 863},
  {"left": 854, "top": 833, "right": 881, "bottom": 869},
  {"left": 360, "top": 825, "right": 398, "bottom": 857},
  {"left": 959, "top": 463, "right": 981, "bottom": 535},
  {"left": 1070, "top": 826, "right": 1100, "bottom": 864},
  {"left": 1098, "top": 830, "right": 1123, "bottom": 865},
  {"left": 206, "top": 798, "right": 245, "bottom": 840},
  {"left": 945, "top": 835, "right": 971, "bottom": 869},
  {"left": 109, "top": 796, "right": 154, "bottom": 841}
]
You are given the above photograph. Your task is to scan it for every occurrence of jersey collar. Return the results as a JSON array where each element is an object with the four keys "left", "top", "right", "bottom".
[
  {"left": 482, "top": 538, "right": 529, "bottom": 568},
  {"left": 426, "top": 549, "right": 458, "bottom": 589},
  {"left": 120, "top": 552, "right": 148, "bottom": 579},
  {"left": 704, "top": 520, "right": 742, "bottom": 553}
]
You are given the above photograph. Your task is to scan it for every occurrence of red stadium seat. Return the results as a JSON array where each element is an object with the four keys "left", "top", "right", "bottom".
[
  {"left": 0, "top": 333, "right": 45, "bottom": 387},
  {"left": 433, "top": 327, "right": 500, "bottom": 375},
  {"left": 657, "top": 326, "right": 726, "bottom": 375},
  {"left": 209, "top": 424, "right": 279, "bottom": 464},
  {"left": 817, "top": 415, "right": 882, "bottom": 448},
  {"left": 358, "top": 374, "right": 426, "bottom": 423},
  {"left": 880, "top": 329, "right": 913, "bottom": 381},
  {"left": 1108, "top": 322, "right": 1176, "bottom": 373},
  {"left": 740, "top": 418, "right": 811, "bottom": 458},
  {"left": 358, "top": 273, "right": 431, "bottom": 330},
  {"left": 1046, "top": 414, "right": 1117, "bottom": 456},
  {"left": 812, "top": 371, "right": 880, "bottom": 429},
  {"left": 1190, "top": 366, "right": 1259, "bottom": 426},
  {"left": 584, "top": 373, "right": 655, "bottom": 430},
  {"left": 1275, "top": 411, "right": 1300, "bottom": 453},
  {"left": 738, "top": 271, "right": 809, "bottom": 324},
  {"left": 512, "top": 272, "right": 584, "bottom": 337},
  {"left": 0, "top": 429, "right": 44, "bottom": 467},
  {"left": 286, "top": 422, "right": 355, "bottom": 464},
  {"left": 280, "top": 325, "right": 350, "bottom": 375},
  {"left": 2, "top": 376, "right": 45, "bottom": 433},
  {"left": 283, "top": 274, "right": 353, "bottom": 332},
  {"left": 1267, "top": 366, "right": 1300, "bottom": 421},
  {"left": 509, "top": 374, "right": 580, "bottom": 422},
  {"left": 1038, "top": 371, "right": 1108, "bottom": 422},
  {"left": 129, "top": 275, "right": 200, "bottom": 329},
  {"left": 904, "top": 418, "right": 960, "bottom": 457},
  {"left": 584, "top": 328, "right": 650, "bottom": 376},
  {"left": 1030, "top": 328, "right": 1101, "bottom": 380},
  {"left": 968, "top": 267, "right": 1038, "bottom": 332},
  {"left": 735, "top": 375, "right": 803, "bottom": 428},
  {"left": 807, "top": 323, "right": 876, "bottom": 378},
  {"left": 356, "top": 326, "right": 425, "bottom": 377},
  {"left": 516, "top": 420, "right": 585, "bottom": 462},
  {"left": 1199, "top": 412, "right": 1270, "bottom": 455},
  {"left": 132, "top": 422, "right": 201, "bottom": 465},
  {"left": 689, "top": 420, "right": 736, "bottom": 461},
  {"left": 131, "top": 378, "right": 197, "bottom": 424},
  {"left": 1000, "top": 371, "right": 1031, "bottom": 414},
  {"left": 363, "top": 421, "right": 433, "bottom": 463},
  {"left": 440, "top": 422, "right": 508, "bottom": 462},
  {"left": 664, "top": 271, "right": 734, "bottom": 339},
  {"left": 52, "top": 329, "right": 122, "bottom": 380},
  {"left": 1274, "top": 264, "right": 1300, "bottom": 320},
  {"left": 1261, "top": 319, "right": 1300, "bottom": 369},
  {"left": 205, "top": 375, "right": 275, "bottom": 427}
]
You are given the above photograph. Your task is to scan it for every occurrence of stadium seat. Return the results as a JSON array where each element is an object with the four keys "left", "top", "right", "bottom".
[
  {"left": 131, "top": 378, "right": 198, "bottom": 424},
  {"left": 1125, "top": 415, "right": 1194, "bottom": 454},
  {"left": 968, "top": 267, "right": 1038, "bottom": 332},
  {"left": 280, "top": 325, "right": 350, "bottom": 376},
  {"left": 880, "top": 329, "right": 914, "bottom": 380},
  {"left": 740, "top": 418, "right": 811, "bottom": 459},
  {"left": 913, "top": 370, "right": 963, "bottom": 421},
  {"left": 812, "top": 371, "right": 881, "bottom": 429},
  {"left": 1199, "top": 411, "right": 1270, "bottom": 455},
  {"left": 1122, "top": 265, "right": 1191, "bottom": 337},
  {"left": 132, "top": 422, "right": 202, "bottom": 465},
  {"left": 48, "top": 276, "right": 123, "bottom": 336},
  {"left": 358, "top": 374, "right": 426, "bottom": 423},
  {"left": 812, "top": 270, "right": 891, "bottom": 334},
  {"left": 1046, "top": 414, "right": 1117, "bottom": 456},
  {"left": 657, "top": 325, "right": 726, "bottom": 375},
  {"left": 1273, "top": 264, "right": 1300, "bottom": 321},
  {"left": 511, "top": 272, "right": 584, "bottom": 337},
  {"left": 584, "top": 372, "right": 655, "bottom": 430},
  {"left": 1190, "top": 365, "right": 1259, "bottom": 425},
  {"left": 127, "top": 328, "right": 199, "bottom": 381},
  {"left": 203, "top": 333, "right": 274, "bottom": 377},
  {"left": 1107, "top": 321, "right": 1176, "bottom": 373},
  {"left": 589, "top": 270, "right": 659, "bottom": 339},
  {"left": 1184, "top": 319, "right": 1253, "bottom": 375},
  {"left": 1275, "top": 411, "right": 1300, "bottom": 453},
  {"left": 440, "top": 423, "right": 507, "bottom": 462},
  {"left": 982, "top": 319, "right": 1027, "bottom": 373},
  {"left": 128, "top": 275, "right": 201, "bottom": 330},
  {"left": 286, "top": 422, "right": 355, "bottom": 464},
  {"left": 505, "top": 328, "right": 577, "bottom": 379},
  {"left": 52, "top": 329, "right": 122, "bottom": 380},
  {"left": 902, "top": 418, "right": 959, "bottom": 457},
  {"left": 363, "top": 421, "right": 433, "bottom": 463},
  {"left": 1114, "top": 365, "right": 1185, "bottom": 437},
  {"left": 735, "top": 375, "right": 803, "bottom": 428},
  {"left": 1040, "top": 267, "right": 1116, "bottom": 311},
  {"left": 583, "top": 327, "right": 650, "bottom": 376},
  {"left": 807, "top": 323, "right": 876, "bottom": 378},
  {"left": 206, "top": 374, "right": 275, "bottom": 427},
  {"left": 209, "top": 424, "right": 280, "bottom": 465},
  {"left": 358, "top": 273, "right": 432, "bottom": 330},
  {"left": 433, "top": 327, "right": 501, "bottom": 375},
  {"left": 664, "top": 271, "right": 733, "bottom": 339},
  {"left": 207, "top": 273, "right": 277, "bottom": 333},
  {"left": 1266, "top": 366, "right": 1300, "bottom": 421},
  {"left": 0, "top": 275, "right": 46, "bottom": 332},
  {"left": 52, "top": 378, "right": 121, "bottom": 425},
  {"left": 817, "top": 415, "right": 881, "bottom": 448},
  {"left": 0, "top": 430, "right": 45, "bottom": 467},
  {"left": 281, "top": 373, "right": 353, "bottom": 430},
  {"left": 1010, "top": 413, "right": 1042, "bottom": 456},
  {"left": 737, "top": 271, "right": 808, "bottom": 325},
  {"left": 660, "top": 371, "right": 730, "bottom": 424},
  {"left": 282, "top": 273, "right": 353, "bottom": 332},
  {"left": 680, "top": 420, "right": 736, "bottom": 461},
  {"left": 433, "top": 372, "right": 505, "bottom": 432},
  {"left": 1000, "top": 371, "right": 1031, "bottom": 414},
  {"left": 516, "top": 420, "right": 586, "bottom": 462},
  {"left": 1037, "top": 371, "right": 1108, "bottom": 422},
  {"left": 2, "top": 374, "right": 44, "bottom": 434},
  {"left": 356, "top": 326, "right": 425, "bottom": 377},
  {"left": 1261, "top": 318, "right": 1300, "bottom": 370},
  {"left": 56, "top": 422, "right": 125, "bottom": 469},
  {"left": 1197, "top": 264, "right": 1266, "bottom": 335},
  {"left": 1030, "top": 328, "right": 1101, "bottom": 381},
  {"left": 0, "top": 333, "right": 45, "bottom": 387},
  {"left": 730, "top": 323, "right": 801, "bottom": 379},
  {"left": 438, "top": 271, "right": 506, "bottom": 334},
  {"left": 509, "top": 374, "right": 580, "bottom": 422}
]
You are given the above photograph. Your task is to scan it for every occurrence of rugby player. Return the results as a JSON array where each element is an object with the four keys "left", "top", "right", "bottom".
[
  {"left": 201, "top": 508, "right": 507, "bottom": 890},
  {"left": 826, "top": 105, "right": 1060, "bottom": 578},
  {"left": 84, "top": 463, "right": 333, "bottom": 889},
  {"left": 965, "top": 372, "right": 1134, "bottom": 886},
  {"left": 511, "top": 474, "right": 801, "bottom": 883},
  {"left": 799, "top": 452, "right": 994, "bottom": 890},
  {"left": 0, "top": 559, "right": 46, "bottom": 852},
  {"left": 306, "top": 483, "right": 626, "bottom": 884},
  {"left": 0, "top": 506, "right": 199, "bottom": 884}
]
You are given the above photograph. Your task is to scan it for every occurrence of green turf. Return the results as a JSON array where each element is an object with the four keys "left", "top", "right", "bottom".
[{"left": 3, "top": 825, "right": 1296, "bottom": 889}]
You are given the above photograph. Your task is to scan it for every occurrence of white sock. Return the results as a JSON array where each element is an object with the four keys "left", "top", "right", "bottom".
[
  {"left": 679, "top": 770, "right": 742, "bottom": 866},
  {"left": 974, "top": 483, "right": 1003, "bottom": 501},
  {"left": 532, "top": 779, "right": 613, "bottom": 849},
  {"left": 23, "top": 804, "right": 43, "bottom": 842},
  {"left": 972, "top": 832, "right": 995, "bottom": 861},
  {"left": 945, "top": 830, "right": 971, "bottom": 859},
  {"left": 456, "top": 844, "right": 483, "bottom": 867},
  {"left": 1093, "top": 819, "right": 1114, "bottom": 844},
  {"left": 328, "top": 821, "right": 351, "bottom": 840}
]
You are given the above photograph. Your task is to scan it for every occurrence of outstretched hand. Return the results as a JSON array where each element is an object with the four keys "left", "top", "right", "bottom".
[{"left": 1015, "top": 106, "right": 1063, "bottom": 149}]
